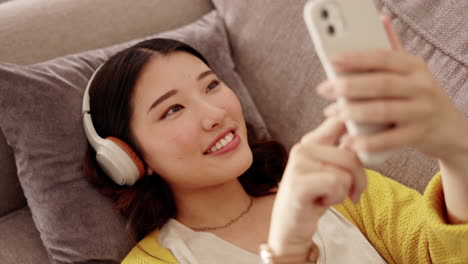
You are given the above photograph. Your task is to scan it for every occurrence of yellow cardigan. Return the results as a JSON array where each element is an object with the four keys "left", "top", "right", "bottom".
[{"left": 122, "top": 170, "right": 468, "bottom": 264}]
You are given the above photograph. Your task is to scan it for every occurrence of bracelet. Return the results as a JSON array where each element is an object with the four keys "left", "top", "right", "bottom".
[{"left": 259, "top": 242, "right": 319, "bottom": 264}]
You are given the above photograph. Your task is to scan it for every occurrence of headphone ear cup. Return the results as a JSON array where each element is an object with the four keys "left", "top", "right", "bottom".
[
  {"left": 107, "top": 137, "right": 145, "bottom": 176},
  {"left": 95, "top": 137, "right": 145, "bottom": 185}
]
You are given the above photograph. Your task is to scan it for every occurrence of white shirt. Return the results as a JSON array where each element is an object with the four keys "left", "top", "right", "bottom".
[{"left": 158, "top": 208, "right": 387, "bottom": 263}]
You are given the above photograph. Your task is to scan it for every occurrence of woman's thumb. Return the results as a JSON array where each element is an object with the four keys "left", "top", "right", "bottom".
[{"left": 301, "top": 117, "right": 346, "bottom": 145}]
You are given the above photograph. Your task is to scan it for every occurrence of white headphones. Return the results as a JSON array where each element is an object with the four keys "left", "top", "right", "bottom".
[{"left": 82, "top": 65, "right": 145, "bottom": 185}]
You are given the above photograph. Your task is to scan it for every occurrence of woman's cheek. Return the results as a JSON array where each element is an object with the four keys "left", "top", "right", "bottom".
[
  {"left": 224, "top": 89, "right": 244, "bottom": 118},
  {"left": 168, "top": 129, "right": 199, "bottom": 158}
]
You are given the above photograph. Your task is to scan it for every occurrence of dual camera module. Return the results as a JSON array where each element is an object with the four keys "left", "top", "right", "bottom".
[{"left": 320, "top": 8, "right": 335, "bottom": 36}]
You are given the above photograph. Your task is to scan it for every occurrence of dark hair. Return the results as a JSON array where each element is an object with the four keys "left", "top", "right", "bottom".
[{"left": 83, "top": 38, "right": 288, "bottom": 242}]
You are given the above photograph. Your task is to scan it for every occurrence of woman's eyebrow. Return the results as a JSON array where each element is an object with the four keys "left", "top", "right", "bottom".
[
  {"left": 146, "top": 89, "right": 177, "bottom": 114},
  {"left": 197, "top": 70, "right": 214, "bottom": 81}
]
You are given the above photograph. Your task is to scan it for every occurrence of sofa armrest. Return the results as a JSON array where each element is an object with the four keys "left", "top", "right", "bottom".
[{"left": 0, "top": 0, "right": 214, "bottom": 65}]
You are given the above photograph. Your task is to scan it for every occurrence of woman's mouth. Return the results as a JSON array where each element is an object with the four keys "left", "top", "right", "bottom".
[{"left": 204, "top": 131, "right": 240, "bottom": 155}]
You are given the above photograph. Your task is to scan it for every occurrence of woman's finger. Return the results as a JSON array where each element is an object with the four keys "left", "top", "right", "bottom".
[
  {"left": 311, "top": 146, "right": 366, "bottom": 203},
  {"left": 346, "top": 123, "right": 423, "bottom": 152},
  {"left": 287, "top": 166, "right": 352, "bottom": 208},
  {"left": 294, "top": 143, "right": 367, "bottom": 203},
  {"left": 312, "top": 169, "right": 353, "bottom": 206},
  {"left": 380, "top": 14, "right": 404, "bottom": 51},
  {"left": 317, "top": 72, "right": 415, "bottom": 100},
  {"left": 324, "top": 99, "right": 426, "bottom": 124},
  {"left": 300, "top": 117, "right": 346, "bottom": 145},
  {"left": 331, "top": 50, "right": 420, "bottom": 75}
]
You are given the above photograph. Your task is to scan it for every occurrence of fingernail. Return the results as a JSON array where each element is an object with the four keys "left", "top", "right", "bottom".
[
  {"left": 331, "top": 55, "right": 348, "bottom": 67},
  {"left": 352, "top": 140, "right": 365, "bottom": 151},
  {"left": 323, "top": 103, "right": 338, "bottom": 116},
  {"left": 317, "top": 81, "right": 333, "bottom": 95},
  {"left": 380, "top": 13, "right": 389, "bottom": 21}
]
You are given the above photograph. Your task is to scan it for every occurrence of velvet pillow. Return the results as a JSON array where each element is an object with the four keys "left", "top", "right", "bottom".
[
  {"left": 212, "top": 0, "right": 468, "bottom": 192},
  {"left": 0, "top": 11, "right": 267, "bottom": 264}
]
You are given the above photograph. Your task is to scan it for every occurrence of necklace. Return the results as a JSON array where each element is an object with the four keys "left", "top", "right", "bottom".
[{"left": 191, "top": 196, "right": 254, "bottom": 232}]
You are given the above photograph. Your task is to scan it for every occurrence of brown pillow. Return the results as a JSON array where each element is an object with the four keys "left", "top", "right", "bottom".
[{"left": 0, "top": 11, "right": 267, "bottom": 263}]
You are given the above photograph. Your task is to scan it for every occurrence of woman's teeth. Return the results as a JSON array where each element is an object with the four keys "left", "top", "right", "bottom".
[{"left": 207, "top": 132, "right": 235, "bottom": 153}]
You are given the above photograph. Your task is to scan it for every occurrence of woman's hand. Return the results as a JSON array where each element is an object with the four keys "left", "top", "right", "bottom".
[
  {"left": 316, "top": 15, "right": 468, "bottom": 162},
  {"left": 317, "top": 15, "right": 468, "bottom": 224},
  {"left": 267, "top": 118, "right": 367, "bottom": 257}
]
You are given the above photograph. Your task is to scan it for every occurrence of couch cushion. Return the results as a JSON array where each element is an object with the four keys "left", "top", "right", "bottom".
[
  {"left": 378, "top": 0, "right": 468, "bottom": 62},
  {"left": 0, "top": 11, "right": 266, "bottom": 264},
  {"left": 212, "top": 0, "right": 468, "bottom": 192},
  {"left": 0, "top": 208, "right": 49, "bottom": 264}
]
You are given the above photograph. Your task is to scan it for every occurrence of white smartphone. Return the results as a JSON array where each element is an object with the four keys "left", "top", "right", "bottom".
[{"left": 303, "top": 0, "right": 395, "bottom": 166}]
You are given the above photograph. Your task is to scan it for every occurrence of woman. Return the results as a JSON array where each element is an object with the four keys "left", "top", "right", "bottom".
[{"left": 83, "top": 16, "right": 468, "bottom": 263}]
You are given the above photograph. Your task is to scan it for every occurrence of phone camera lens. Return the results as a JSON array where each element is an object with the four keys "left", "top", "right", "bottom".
[
  {"left": 321, "top": 9, "right": 329, "bottom": 19},
  {"left": 327, "top": 25, "right": 335, "bottom": 35}
]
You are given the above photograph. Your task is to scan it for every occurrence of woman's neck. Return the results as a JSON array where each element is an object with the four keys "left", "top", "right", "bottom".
[{"left": 172, "top": 179, "right": 252, "bottom": 230}]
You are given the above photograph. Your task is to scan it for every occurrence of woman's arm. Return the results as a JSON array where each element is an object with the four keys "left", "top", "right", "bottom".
[
  {"left": 335, "top": 169, "right": 468, "bottom": 264},
  {"left": 438, "top": 131, "right": 468, "bottom": 224}
]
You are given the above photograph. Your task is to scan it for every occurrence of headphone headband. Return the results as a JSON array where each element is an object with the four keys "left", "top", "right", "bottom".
[
  {"left": 82, "top": 64, "right": 103, "bottom": 115},
  {"left": 82, "top": 64, "right": 104, "bottom": 150}
]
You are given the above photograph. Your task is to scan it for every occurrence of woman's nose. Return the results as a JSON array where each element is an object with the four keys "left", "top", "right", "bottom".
[{"left": 201, "top": 103, "right": 228, "bottom": 131}]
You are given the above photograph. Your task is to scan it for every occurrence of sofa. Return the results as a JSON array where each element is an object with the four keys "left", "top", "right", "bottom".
[{"left": 1, "top": 0, "right": 467, "bottom": 263}]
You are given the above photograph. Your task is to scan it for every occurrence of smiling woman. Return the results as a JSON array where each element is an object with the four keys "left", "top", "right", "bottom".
[{"left": 82, "top": 38, "right": 287, "bottom": 245}]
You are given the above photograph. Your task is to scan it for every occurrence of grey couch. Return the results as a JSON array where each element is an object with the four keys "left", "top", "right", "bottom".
[{"left": 1, "top": 0, "right": 467, "bottom": 263}]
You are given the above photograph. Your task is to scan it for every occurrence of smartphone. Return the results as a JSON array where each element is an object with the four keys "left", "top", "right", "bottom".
[{"left": 303, "top": 0, "right": 395, "bottom": 166}]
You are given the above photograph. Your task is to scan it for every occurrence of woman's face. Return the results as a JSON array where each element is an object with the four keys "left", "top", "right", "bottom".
[{"left": 130, "top": 51, "right": 253, "bottom": 191}]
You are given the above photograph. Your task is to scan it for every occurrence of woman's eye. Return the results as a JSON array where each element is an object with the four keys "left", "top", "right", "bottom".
[
  {"left": 206, "top": 80, "right": 220, "bottom": 92},
  {"left": 161, "top": 104, "right": 184, "bottom": 119}
]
